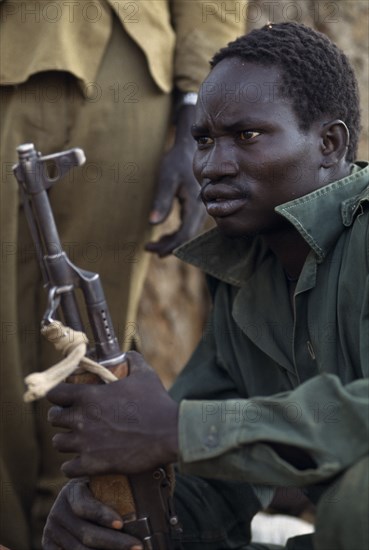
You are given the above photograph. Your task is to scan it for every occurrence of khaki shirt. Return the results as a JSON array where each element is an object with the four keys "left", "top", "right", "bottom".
[
  {"left": 172, "top": 162, "right": 369, "bottom": 487},
  {"left": 0, "top": 0, "right": 244, "bottom": 93}
]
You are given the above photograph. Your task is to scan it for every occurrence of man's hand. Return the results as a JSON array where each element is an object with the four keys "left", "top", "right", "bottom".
[
  {"left": 47, "top": 351, "right": 179, "bottom": 477},
  {"left": 145, "top": 105, "right": 206, "bottom": 257},
  {"left": 42, "top": 479, "right": 143, "bottom": 550}
]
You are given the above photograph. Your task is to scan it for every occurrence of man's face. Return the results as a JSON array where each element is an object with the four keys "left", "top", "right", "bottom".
[{"left": 192, "top": 59, "right": 325, "bottom": 238}]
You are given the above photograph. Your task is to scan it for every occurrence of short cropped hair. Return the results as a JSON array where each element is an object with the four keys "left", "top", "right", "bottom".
[{"left": 211, "top": 22, "right": 361, "bottom": 162}]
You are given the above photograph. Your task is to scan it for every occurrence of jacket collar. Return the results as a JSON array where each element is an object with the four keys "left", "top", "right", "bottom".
[{"left": 174, "top": 162, "right": 369, "bottom": 286}]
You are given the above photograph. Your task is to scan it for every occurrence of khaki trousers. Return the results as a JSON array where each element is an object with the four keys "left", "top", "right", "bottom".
[{"left": 0, "top": 17, "right": 171, "bottom": 549}]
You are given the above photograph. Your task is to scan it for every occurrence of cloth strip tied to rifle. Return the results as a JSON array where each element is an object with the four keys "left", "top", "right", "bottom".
[{"left": 23, "top": 320, "right": 118, "bottom": 403}]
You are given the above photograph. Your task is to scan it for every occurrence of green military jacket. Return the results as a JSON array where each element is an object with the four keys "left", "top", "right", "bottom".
[
  {"left": 0, "top": 0, "right": 243, "bottom": 93},
  {"left": 172, "top": 162, "right": 369, "bottom": 487}
]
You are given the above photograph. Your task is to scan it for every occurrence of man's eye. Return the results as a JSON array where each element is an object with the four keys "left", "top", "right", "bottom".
[
  {"left": 194, "top": 136, "right": 214, "bottom": 146},
  {"left": 239, "top": 130, "right": 260, "bottom": 141}
]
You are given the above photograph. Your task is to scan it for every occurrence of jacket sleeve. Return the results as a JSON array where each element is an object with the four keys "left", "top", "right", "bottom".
[
  {"left": 170, "top": 0, "right": 244, "bottom": 92},
  {"left": 177, "top": 373, "right": 369, "bottom": 486}
]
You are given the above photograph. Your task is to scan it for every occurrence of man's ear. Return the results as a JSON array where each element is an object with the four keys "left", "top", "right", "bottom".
[{"left": 320, "top": 119, "right": 350, "bottom": 167}]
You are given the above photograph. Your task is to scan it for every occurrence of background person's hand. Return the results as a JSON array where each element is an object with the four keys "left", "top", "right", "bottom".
[{"left": 146, "top": 105, "right": 206, "bottom": 257}]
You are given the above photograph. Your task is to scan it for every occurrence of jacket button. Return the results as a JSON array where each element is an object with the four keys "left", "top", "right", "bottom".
[
  {"left": 205, "top": 434, "right": 218, "bottom": 447},
  {"left": 204, "top": 426, "right": 219, "bottom": 448},
  {"left": 307, "top": 340, "right": 316, "bottom": 360}
]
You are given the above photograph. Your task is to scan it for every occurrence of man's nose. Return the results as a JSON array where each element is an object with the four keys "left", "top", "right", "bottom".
[{"left": 201, "top": 142, "right": 238, "bottom": 181}]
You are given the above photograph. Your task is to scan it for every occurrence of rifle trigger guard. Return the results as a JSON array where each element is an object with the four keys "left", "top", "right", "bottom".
[{"left": 42, "top": 285, "right": 74, "bottom": 325}]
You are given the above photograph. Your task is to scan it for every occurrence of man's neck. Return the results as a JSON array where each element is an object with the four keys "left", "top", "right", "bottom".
[{"left": 263, "top": 229, "right": 311, "bottom": 281}]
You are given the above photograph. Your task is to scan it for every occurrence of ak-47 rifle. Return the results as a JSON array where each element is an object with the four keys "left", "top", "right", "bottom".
[{"left": 13, "top": 143, "right": 180, "bottom": 550}]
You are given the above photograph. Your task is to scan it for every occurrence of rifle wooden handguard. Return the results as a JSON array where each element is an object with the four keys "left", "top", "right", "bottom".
[{"left": 67, "top": 362, "right": 138, "bottom": 519}]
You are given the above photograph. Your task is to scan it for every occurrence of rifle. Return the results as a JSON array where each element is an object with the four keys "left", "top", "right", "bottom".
[{"left": 13, "top": 143, "right": 180, "bottom": 550}]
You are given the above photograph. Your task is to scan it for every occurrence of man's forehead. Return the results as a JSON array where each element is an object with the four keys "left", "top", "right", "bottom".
[{"left": 200, "top": 59, "right": 284, "bottom": 107}]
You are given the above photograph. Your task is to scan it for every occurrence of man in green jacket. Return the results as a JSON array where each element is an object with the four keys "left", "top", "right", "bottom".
[{"left": 44, "top": 22, "right": 368, "bottom": 549}]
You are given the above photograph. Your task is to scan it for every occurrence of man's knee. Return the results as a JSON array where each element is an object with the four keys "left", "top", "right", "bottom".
[{"left": 314, "top": 455, "right": 369, "bottom": 550}]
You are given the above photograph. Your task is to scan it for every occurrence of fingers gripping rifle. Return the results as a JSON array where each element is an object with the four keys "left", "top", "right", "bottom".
[{"left": 13, "top": 144, "right": 180, "bottom": 550}]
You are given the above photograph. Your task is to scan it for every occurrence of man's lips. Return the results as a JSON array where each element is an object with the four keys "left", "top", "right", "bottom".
[
  {"left": 204, "top": 198, "right": 247, "bottom": 217},
  {"left": 200, "top": 184, "right": 249, "bottom": 217}
]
